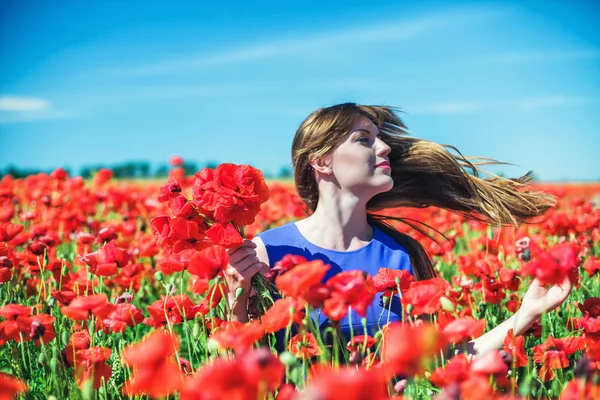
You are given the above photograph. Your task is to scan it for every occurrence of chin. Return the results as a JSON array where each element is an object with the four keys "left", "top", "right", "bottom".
[{"left": 375, "top": 177, "right": 394, "bottom": 193}]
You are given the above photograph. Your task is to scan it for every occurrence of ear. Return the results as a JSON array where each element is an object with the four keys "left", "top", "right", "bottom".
[{"left": 309, "top": 154, "right": 333, "bottom": 175}]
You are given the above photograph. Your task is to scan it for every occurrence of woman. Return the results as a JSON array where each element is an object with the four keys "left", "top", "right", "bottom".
[{"left": 223, "top": 102, "right": 572, "bottom": 357}]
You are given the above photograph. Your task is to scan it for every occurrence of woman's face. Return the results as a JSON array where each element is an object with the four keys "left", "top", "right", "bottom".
[{"left": 326, "top": 115, "right": 393, "bottom": 199}]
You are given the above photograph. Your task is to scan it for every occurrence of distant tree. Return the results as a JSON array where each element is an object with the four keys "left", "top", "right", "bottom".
[
  {"left": 204, "top": 160, "right": 219, "bottom": 170},
  {"left": 183, "top": 162, "right": 198, "bottom": 176},
  {"left": 278, "top": 166, "right": 291, "bottom": 179},
  {"left": 154, "top": 163, "right": 169, "bottom": 179},
  {"left": 138, "top": 161, "right": 151, "bottom": 178}
]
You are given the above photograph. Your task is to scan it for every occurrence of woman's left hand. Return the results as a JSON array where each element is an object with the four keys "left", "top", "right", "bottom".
[{"left": 518, "top": 277, "right": 573, "bottom": 320}]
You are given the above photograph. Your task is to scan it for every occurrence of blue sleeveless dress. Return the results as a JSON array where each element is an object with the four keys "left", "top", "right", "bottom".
[{"left": 256, "top": 221, "right": 413, "bottom": 338}]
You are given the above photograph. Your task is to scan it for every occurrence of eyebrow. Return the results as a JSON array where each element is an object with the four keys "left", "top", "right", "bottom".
[{"left": 350, "top": 128, "right": 380, "bottom": 136}]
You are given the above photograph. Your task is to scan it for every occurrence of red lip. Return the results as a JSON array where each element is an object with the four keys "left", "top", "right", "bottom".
[{"left": 375, "top": 161, "right": 390, "bottom": 168}]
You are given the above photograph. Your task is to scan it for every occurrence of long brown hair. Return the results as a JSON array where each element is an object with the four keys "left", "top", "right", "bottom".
[{"left": 291, "top": 102, "right": 556, "bottom": 280}]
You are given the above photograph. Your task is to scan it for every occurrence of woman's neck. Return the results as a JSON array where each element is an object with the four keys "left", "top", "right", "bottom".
[{"left": 297, "top": 194, "right": 373, "bottom": 251}]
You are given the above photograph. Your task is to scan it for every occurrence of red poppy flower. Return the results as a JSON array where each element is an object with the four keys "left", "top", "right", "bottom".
[
  {"left": 302, "top": 365, "right": 389, "bottom": 400},
  {"left": 169, "top": 155, "right": 184, "bottom": 166},
  {"left": 442, "top": 317, "right": 486, "bottom": 344},
  {"left": 275, "top": 260, "right": 330, "bottom": 299},
  {"left": 72, "top": 347, "right": 113, "bottom": 390},
  {"left": 0, "top": 372, "right": 27, "bottom": 398},
  {"left": 583, "top": 256, "right": 600, "bottom": 276},
  {"left": 532, "top": 336, "right": 571, "bottom": 381},
  {"left": 0, "top": 223, "right": 24, "bottom": 242},
  {"left": 61, "top": 294, "right": 111, "bottom": 321},
  {"left": 560, "top": 378, "right": 600, "bottom": 400},
  {"left": 122, "top": 330, "right": 183, "bottom": 398},
  {"left": 347, "top": 335, "right": 377, "bottom": 352},
  {"left": 288, "top": 332, "right": 322, "bottom": 359},
  {"left": 380, "top": 322, "right": 446, "bottom": 377},
  {"left": 0, "top": 304, "right": 31, "bottom": 320},
  {"left": 210, "top": 320, "right": 265, "bottom": 353},
  {"left": 523, "top": 242, "right": 581, "bottom": 286},
  {"left": 15, "top": 313, "right": 56, "bottom": 346},
  {"left": 469, "top": 350, "right": 508, "bottom": 376},
  {"left": 180, "top": 348, "right": 284, "bottom": 400},
  {"left": 144, "top": 294, "right": 199, "bottom": 328},
  {"left": 205, "top": 222, "right": 243, "bottom": 247},
  {"left": 187, "top": 244, "right": 229, "bottom": 280},
  {"left": 265, "top": 254, "right": 308, "bottom": 281},
  {"left": 324, "top": 271, "right": 375, "bottom": 319},
  {"left": 372, "top": 267, "right": 415, "bottom": 297},
  {"left": 79, "top": 240, "right": 131, "bottom": 277},
  {"left": 402, "top": 278, "right": 450, "bottom": 315},
  {"left": 430, "top": 354, "right": 471, "bottom": 387},
  {"left": 260, "top": 297, "right": 306, "bottom": 334},
  {"left": 192, "top": 164, "right": 270, "bottom": 227},
  {"left": 503, "top": 329, "right": 528, "bottom": 367},
  {"left": 101, "top": 303, "right": 144, "bottom": 333}
]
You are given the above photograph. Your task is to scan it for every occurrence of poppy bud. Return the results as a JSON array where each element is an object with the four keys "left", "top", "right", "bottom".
[
  {"left": 50, "top": 356, "right": 57, "bottom": 372},
  {"left": 154, "top": 271, "right": 164, "bottom": 282},
  {"left": 207, "top": 338, "right": 220, "bottom": 353},
  {"left": 440, "top": 296, "right": 454, "bottom": 312},
  {"left": 81, "top": 378, "right": 94, "bottom": 400},
  {"left": 61, "top": 330, "right": 70, "bottom": 346},
  {"left": 279, "top": 351, "right": 297, "bottom": 367},
  {"left": 192, "top": 322, "right": 201, "bottom": 339},
  {"left": 235, "top": 287, "right": 244, "bottom": 299},
  {"left": 37, "top": 351, "right": 45, "bottom": 365}
]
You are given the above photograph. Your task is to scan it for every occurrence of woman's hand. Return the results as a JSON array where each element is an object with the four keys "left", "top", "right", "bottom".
[
  {"left": 518, "top": 277, "right": 573, "bottom": 321},
  {"left": 467, "top": 277, "right": 573, "bottom": 358},
  {"left": 223, "top": 240, "right": 266, "bottom": 317}
]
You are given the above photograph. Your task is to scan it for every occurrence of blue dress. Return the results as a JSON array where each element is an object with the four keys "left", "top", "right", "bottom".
[{"left": 256, "top": 221, "right": 413, "bottom": 339}]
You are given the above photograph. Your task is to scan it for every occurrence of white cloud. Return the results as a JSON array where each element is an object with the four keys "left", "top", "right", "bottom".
[
  {"left": 0, "top": 95, "right": 72, "bottom": 124},
  {"left": 410, "top": 101, "right": 484, "bottom": 115},
  {"left": 474, "top": 48, "right": 600, "bottom": 65},
  {"left": 410, "top": 95, "right": 596, "bottom": 115},
  {"left": 109, "top": 6, "right": 504, "bottom": 77},
  {"left": 0, "top": 96, "right": 51, "bottom": 111}
]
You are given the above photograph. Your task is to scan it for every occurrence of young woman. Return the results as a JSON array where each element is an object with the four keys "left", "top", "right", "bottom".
[{"left": 223, "top": 102, "right": 572, "bottom": 357}]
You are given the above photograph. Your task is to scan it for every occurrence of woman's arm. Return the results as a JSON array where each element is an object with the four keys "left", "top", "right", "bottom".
[{"left": 467, "top": 277, "right": 572, "bottom": 357}]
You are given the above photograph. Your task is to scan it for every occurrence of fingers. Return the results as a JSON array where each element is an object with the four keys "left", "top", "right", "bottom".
[
  {"left": 228, "top": 246, "right": 258, "bottom": 264},
  {"left": 225, "top": 257, "right": 262, "bottom": 282}
]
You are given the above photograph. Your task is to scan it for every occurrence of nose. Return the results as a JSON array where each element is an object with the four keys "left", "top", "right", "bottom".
[{"left": 375, "top": 137, "right": 391, "bottom": 157}]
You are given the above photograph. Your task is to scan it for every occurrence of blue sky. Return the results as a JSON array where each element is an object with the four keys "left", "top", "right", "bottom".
[{"left": 1, "top": 0, "right": 599, "bottom": 181}]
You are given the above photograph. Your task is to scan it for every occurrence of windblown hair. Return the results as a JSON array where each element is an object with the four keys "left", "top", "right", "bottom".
[{"left": 291, "top": 102, "right": 556, "bottom": 280}]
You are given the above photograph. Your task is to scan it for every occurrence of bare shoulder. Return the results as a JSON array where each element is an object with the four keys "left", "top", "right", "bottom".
[{"left": 251, "top": 235, "right": 270, "bottom": 270}]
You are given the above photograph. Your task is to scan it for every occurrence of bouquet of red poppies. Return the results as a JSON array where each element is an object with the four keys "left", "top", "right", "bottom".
[{"left": 151, "top": 163, "right": 276, "bottom": 314}]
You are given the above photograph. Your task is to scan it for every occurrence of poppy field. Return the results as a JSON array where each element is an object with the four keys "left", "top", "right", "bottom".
[{"left": 0, "top": 163, "right": 599, "bottom": 400}]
